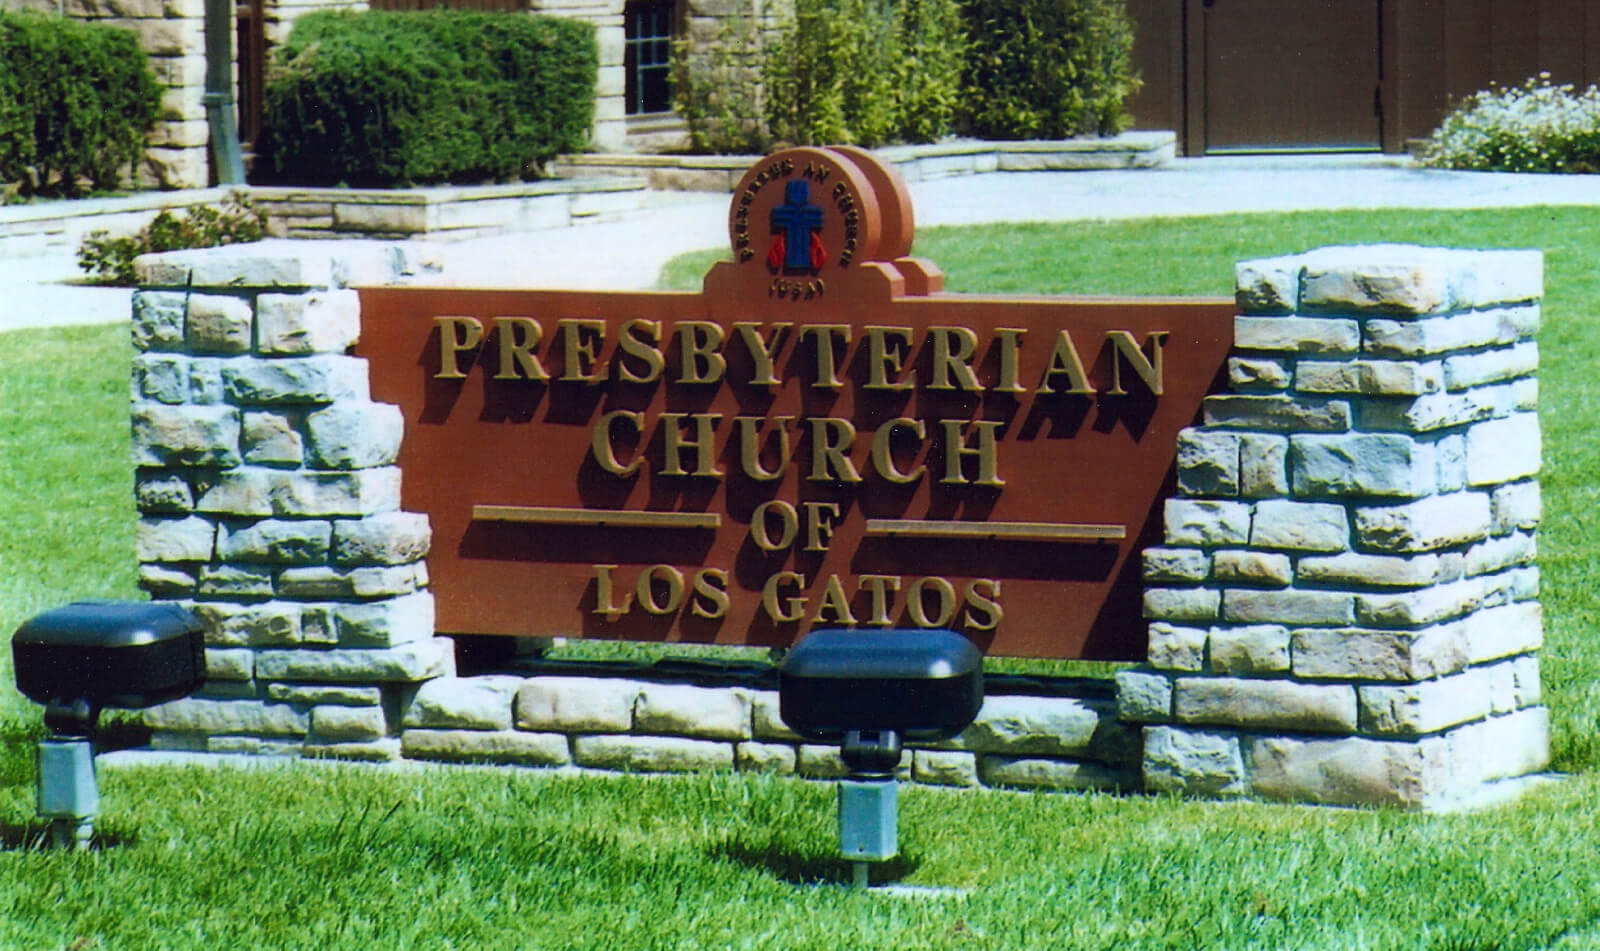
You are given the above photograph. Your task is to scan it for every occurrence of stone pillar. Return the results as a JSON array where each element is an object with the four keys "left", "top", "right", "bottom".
[
  {"left": 1117, "top": 244, "right": 1548, "bottom": 809},
  {"left": 131, "top": 242, "right": 451, "bottom": 760},
  {"left": 529, "top": 0, "right": 626, "bottom": 151}
]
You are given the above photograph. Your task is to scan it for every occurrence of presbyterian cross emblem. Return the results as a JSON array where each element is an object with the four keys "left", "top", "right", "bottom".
[{"left": 767, "top": 180, "right": 826, "bottom": 274}]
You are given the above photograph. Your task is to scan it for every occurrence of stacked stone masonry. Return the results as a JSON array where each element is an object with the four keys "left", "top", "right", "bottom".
[{"left": 1117, "top": 244, "right": 1549, "bottom": 809}]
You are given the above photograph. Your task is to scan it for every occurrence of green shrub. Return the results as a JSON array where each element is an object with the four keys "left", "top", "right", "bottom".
[
  {"left": 1419, "top": 74, "right": 1600, "bottom": 173},
  {"left": 77, "top": 194, "right": 266, "bottom": 286},
  {"left": 0, "top": 10, "right": 160, "bottom": 196},
  {"left": 958, "top": 0, "right": 1138, "bottom": 139},
  {"left": 259, "top": 10, "right": 596, "bottom": 187},
  {"left": 672, "top": 8, "right": 774, "bottom": 155}
]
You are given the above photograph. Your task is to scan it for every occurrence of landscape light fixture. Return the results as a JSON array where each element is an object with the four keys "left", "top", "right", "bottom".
[
  {"left": 778, "top": 628, "right": 983, "bottom": 889},
  {"left": 11, "top": 602, "right": 206, "bottom": 849}
]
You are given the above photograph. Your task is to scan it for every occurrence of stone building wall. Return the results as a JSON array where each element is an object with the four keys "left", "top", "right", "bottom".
[{"left": 1117, "top": 244, "right": 1548, "bottom": 809}]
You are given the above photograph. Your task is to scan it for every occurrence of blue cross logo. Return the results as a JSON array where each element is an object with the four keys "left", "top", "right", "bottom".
[{"left": 770, "top": 180, "right": 825, "bottom": 274}]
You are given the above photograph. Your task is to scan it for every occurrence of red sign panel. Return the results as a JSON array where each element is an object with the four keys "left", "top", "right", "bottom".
[{"left": 358, "top": 148, "right": 1234, "bottom": 658}]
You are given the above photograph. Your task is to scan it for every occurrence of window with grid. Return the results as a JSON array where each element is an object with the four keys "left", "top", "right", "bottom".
[{"left": 624, "top": 0, "right": 675, "bottom": 115}]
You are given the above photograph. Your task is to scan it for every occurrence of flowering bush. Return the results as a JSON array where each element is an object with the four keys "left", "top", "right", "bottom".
[{"left": 1420, "top": 74, "right": 1600, "bottom": 173}]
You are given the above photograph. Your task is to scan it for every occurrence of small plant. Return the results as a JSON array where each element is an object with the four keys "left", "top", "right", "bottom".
[
  {"left": 77, "top": 194, "right": 266, "bottom": 286},
  {"left": 1419, "top": 73, "right": 1600, "bottom": 173}
]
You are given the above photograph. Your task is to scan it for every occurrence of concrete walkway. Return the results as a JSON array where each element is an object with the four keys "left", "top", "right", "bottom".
[{"left": 10, "top": 154, "right": 1600, "bottom": 331}]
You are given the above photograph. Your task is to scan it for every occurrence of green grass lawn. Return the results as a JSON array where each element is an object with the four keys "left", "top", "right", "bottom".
[{"left": 4, "top": 206, "right": 1600, "bottom": 949}]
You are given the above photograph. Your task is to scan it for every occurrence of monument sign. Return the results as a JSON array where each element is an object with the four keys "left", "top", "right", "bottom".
[{"left": 358, "top": 148, "right": 1234, "bottom": 658}]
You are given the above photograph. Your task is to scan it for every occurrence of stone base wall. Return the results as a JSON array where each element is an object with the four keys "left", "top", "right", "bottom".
[{"left": 1117, "top": 244, "right": 1549, "bottom": 810}]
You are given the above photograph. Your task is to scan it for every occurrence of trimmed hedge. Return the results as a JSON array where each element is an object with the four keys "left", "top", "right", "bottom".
[
  {"left": 0, "top": 10, "right": 160, "bottom": 196},
  {"left": 959, "top": 0, "right": 1139, "bottom": 139},
  {"left": 259, "top": 11, "right": 596, "bottom": 187}
]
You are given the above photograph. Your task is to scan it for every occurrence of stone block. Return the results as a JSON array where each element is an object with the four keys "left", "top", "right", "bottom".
[
  {"left": 186, "top": 294, "right": 253, "bottom": 354},
  {"left": 136, "top": 472, "right": 194, "bottom": 514},
  {"left": 198, "top": 565, "right": 275, "bottom": 600},
  {"left": 515, "top": 677, "right": 642, "bottom": 733},
  {"left": 1298, "top": 247, "right": 1452, "bottom": 315},
  {"left": 1177, "top": 430, "right": 1240, "bottom": 496},
  {"left": 736, "top": 742, "right": 796, "bottom": 774},
  {"left": 136, "top": 242, "right": 344, "bottom": 289},
  {"left": 188, "top": 358, "right": 225, "bottom": 404},
  {"left": 1463, "top": 708, "right": 1550, "bottom": 782},
  {"left": 331, "top": 512, "right": 433, "bottom": 566},
  {"left": 1211, "top": 551, "right": 1291, "bottom": 587},
  {"left": 132, "top": 404, "right": 241, "bottom": 467},
  {"left": 1235, "top": 255, "right": 1299, "bottom": 314},
  {"left": 1294, "top": 359, "right": 1442, "bottom": 396},
  {"left": 1291, "top": 625, "right": 1469, "bottom": 682},
  {"left": 912, "top": 750, "right": 979, "bottom": 787},
  {"left": 221, "top": 355, "right": 369, "bottom": 405},
  {"left": 1175, "top": 678, "right": 1356, "bottom": 733},
  {"left": 1358, "top": 388, "right": 1505, "bottom": 433},
  {"left": 797, "top": 744, "right": 910, "bottom": 779},
  {"left": 303, "top": 739, "right": 404, "bottom": 762},
  {"left": 1244, "top": 734, "right": 1452, "bottom": 808},
  {"left": 1289, "top": 433, "right": 1435, "bottom": 498},
  {"left": 959, "top": 695, "right": 1107, "bottom": 755},
  {"left": 336, "top": 592, "right": 434, "bottom": 647},
  {"left": 1228, "top": 356, "right": 1293, "bottom": 390},
  {"left": 1115, "top": 669, "right": 1173, "bottom": 722},
  {"left": 1240, "top": 433, "right": 1290, "bottom": 497},
  {"left": 266, "top": 684, "right": 383, "bottom": 705},
  {"left": 574, "top": 735, "right": 733, "bottom": 772},
  {"left": 1208, "top": 624, "right": 1290, "bottom": 674},
  {"left": 1511, "top": 655, "right": 1543, "bottom": 708},
  {"left": 139, "top": 564, "right": 196, "bottom": 597},
  {"left": 1465, "top": 602, "right": 1542, "bottom": 663},
  {"left": 1354, "top": 578, "right": 1485, "bottom": 627},
  {"left": 133, "top": 353, "right": 189, "bottom": 404},
  {"left": 1165, "top": 499, "right": 1252, "bottom": 547},
  {"left": 1466, "top": 414, "right": 1541, "bottom": 486},
  {"left": 241, "top": 412, "right": 304, "bottom": 466},
  {"left": 350, "top": 564, "right": 426, "bottom": 598},
  {"left": 750, "top": 690, "right": 801, "bottom": 741},
  {"left": 403, "top": 675, "right": 522, "bottom": 730},
  {"left": 1234, "top": 316, "right": 1359, "bottom": 354},
  {"left": 403, "top": 729, "right": 571, "bottom": 766},
  {"left": 1144, "top": 587, "right": 1221, "bottom": 623},
  {"left": 1203, "top": 396, "right": 1350, "bottom": 433},
  {"left": 132, "top": 291, "right": 187, "bottom": 351},
  {"left": 1147, "top": 622, "right": 1206, "bottom": 671},
  {"left": 1223, "top": 589, "right": 1353, "bottom": 626},
  {"left": 1450, "top": 252, "right": 1544, "bottom": 309},
  {"left": 277, "top": 567, "right": 352, "bottom": 599},
  {"left": 1143, "top": 548, "right": 1211, "bottom": 584},
  {"left": 218, "top": 518, "right": 331, "bottom": 563},
  {"left": 1142, "top": 727, "right": 1245, "bottom": 797},
  {"left": 194, "top": 601, "right": 303, "bottom": 647},
  {"left": 634, "top": 684, "right": 752, "bottom": 740},
  {"left": 254, "top": 636, "right": 454, "bottom": 683},
  {"left": 1353, "top": 493, "right": 1492, "bottom": 553},
  {"left": 311, "top": 705, "right": 387, "bottom": 742},
  {"left": 136, "top": 515, "right": 215, "bottom": 562},
  {"left": 1296, "top": 552, "right": 1446, "bottom": 588},
  {"left": 1358, "top": 670, "right": 1492, "bottom": 736},
  {"left": 1491, "top": 481, "right": 1541, "bottom": 535},
  {"left": 1363, "top": 312, "right": 1504, "bottom": 358},
  {"left": 305, "top": 402, "right": 404, "bottom": 469},
  {"left": 142, "top": 697, "right": 308, "bottom": 736},
  {"left": 196, "top": 467, "right": 402, "bottom": 517},
  {"left": 257, "top": 290, "right": 361, "bottom": 354},
  {"left": 1465, "top": 532, "right": 1535, "bottom": 577},
  {"left": 1444, "top": 342, "right": 1538, "bottom": 391},
  {"left": 205, "top": 648, "right": 254, "bottom": 681},
  {"left": 979, "top": 757, "right": 1135, "bottom": 792},
  {"left": 1249, "top": 499, "right": 1348, "bottom": 552}
]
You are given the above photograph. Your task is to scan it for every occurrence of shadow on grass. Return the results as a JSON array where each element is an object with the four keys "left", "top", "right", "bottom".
[
  {"left": 0, "top": 820, "right": 137, "bottom": 852},
  {"left": 709, "top": 837, "right": 920, "bottom": 886}
]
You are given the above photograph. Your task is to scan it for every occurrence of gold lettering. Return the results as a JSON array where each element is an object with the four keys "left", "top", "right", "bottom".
[
  {"left": 762, "top": 571, "right": 807, "bottom": 623},
  {"left": 636, "top": 564, "right": 684, "bottom": 615},
  {"left": 1037, "top": 329, "right": 1095, "bottom": 395},
  {"left": 433, "top": 316, "right": 483, "bottom": 380},
  {"left": 995, "top": 328, "right": 1027, "bottom": 394},
  {"left": 929, "top": 326, "right": 982, "bottom": 392},
  {"left": 811, "top": 574, "right": 857, "bottom": 624},
  {"left": 803, "top": 501, "right": 842, "bottom": 552},
  {"left": 800, "top": 324, "right": 851, "bottom": 389},
  {"left": 677, "top": 321, "right": 727, "bottom": 385},
  {"left": 616, "top": 318, "right": 664, "bottom": 384},
  {"left": 1107, "top": 330, "right": 1167, "bottom": 396},
  {"left": 864, "top": 326, "right": 914, "bottom": 390},
  {"left": 736, "top": 415, "right": 794, "bottom": 482},
  {"left": 940, "top": 419, "right": 1006, "bottom": 487},
  {"left": 870, "top": 418, "right": 926, "bottom": 485},
  {"left": 493, "top": 317, "right": 547, "bottom": 381},
  {"left": 591, "top": 410, "right": 644, "bottom": 476},
  {"left": 808, "top": 417, "right": 862, "bottom": 483},
  {"left": 690, "top": 568, "right": 730, "bottom": 620},
  {"left": 660, "top": 412, "right": 724, "bottom": 478},
  {"left": 858, "top": 574, "right": 901, "bottom": 626},
  {"left": 559, "top": 319, "right": 605, "bottom": 383},
  {"left": 963, "top": 579, "right": 1003, "bottom": 631},
  {"left": 750, "top": 500, "right": 798, "bottom": 551},
  {"left": 592, "top": 564, "right": 631, "bottom": 618},
  {"left": 734, "top": 322, "right": 791, "bottom": 387},
  {"left": 907, "top": 576, "right": 958, "bottom": 627}
]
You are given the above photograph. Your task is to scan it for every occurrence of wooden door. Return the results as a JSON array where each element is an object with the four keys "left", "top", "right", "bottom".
[{"left": 1199, "top": 0, "right": 1382, "bottom": 151}]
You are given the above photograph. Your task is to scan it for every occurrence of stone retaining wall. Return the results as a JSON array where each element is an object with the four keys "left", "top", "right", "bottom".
[{"left": 1117, "top": 244, "right": 1549, "bottom": 809}]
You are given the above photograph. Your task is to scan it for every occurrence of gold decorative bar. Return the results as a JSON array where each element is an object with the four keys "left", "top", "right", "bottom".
[
  {"left": 472, "top": 505, "right": 722, "bottom": 529},
  {"left": 863, "top": 518, "right": 1125, "bottom": 541}
]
